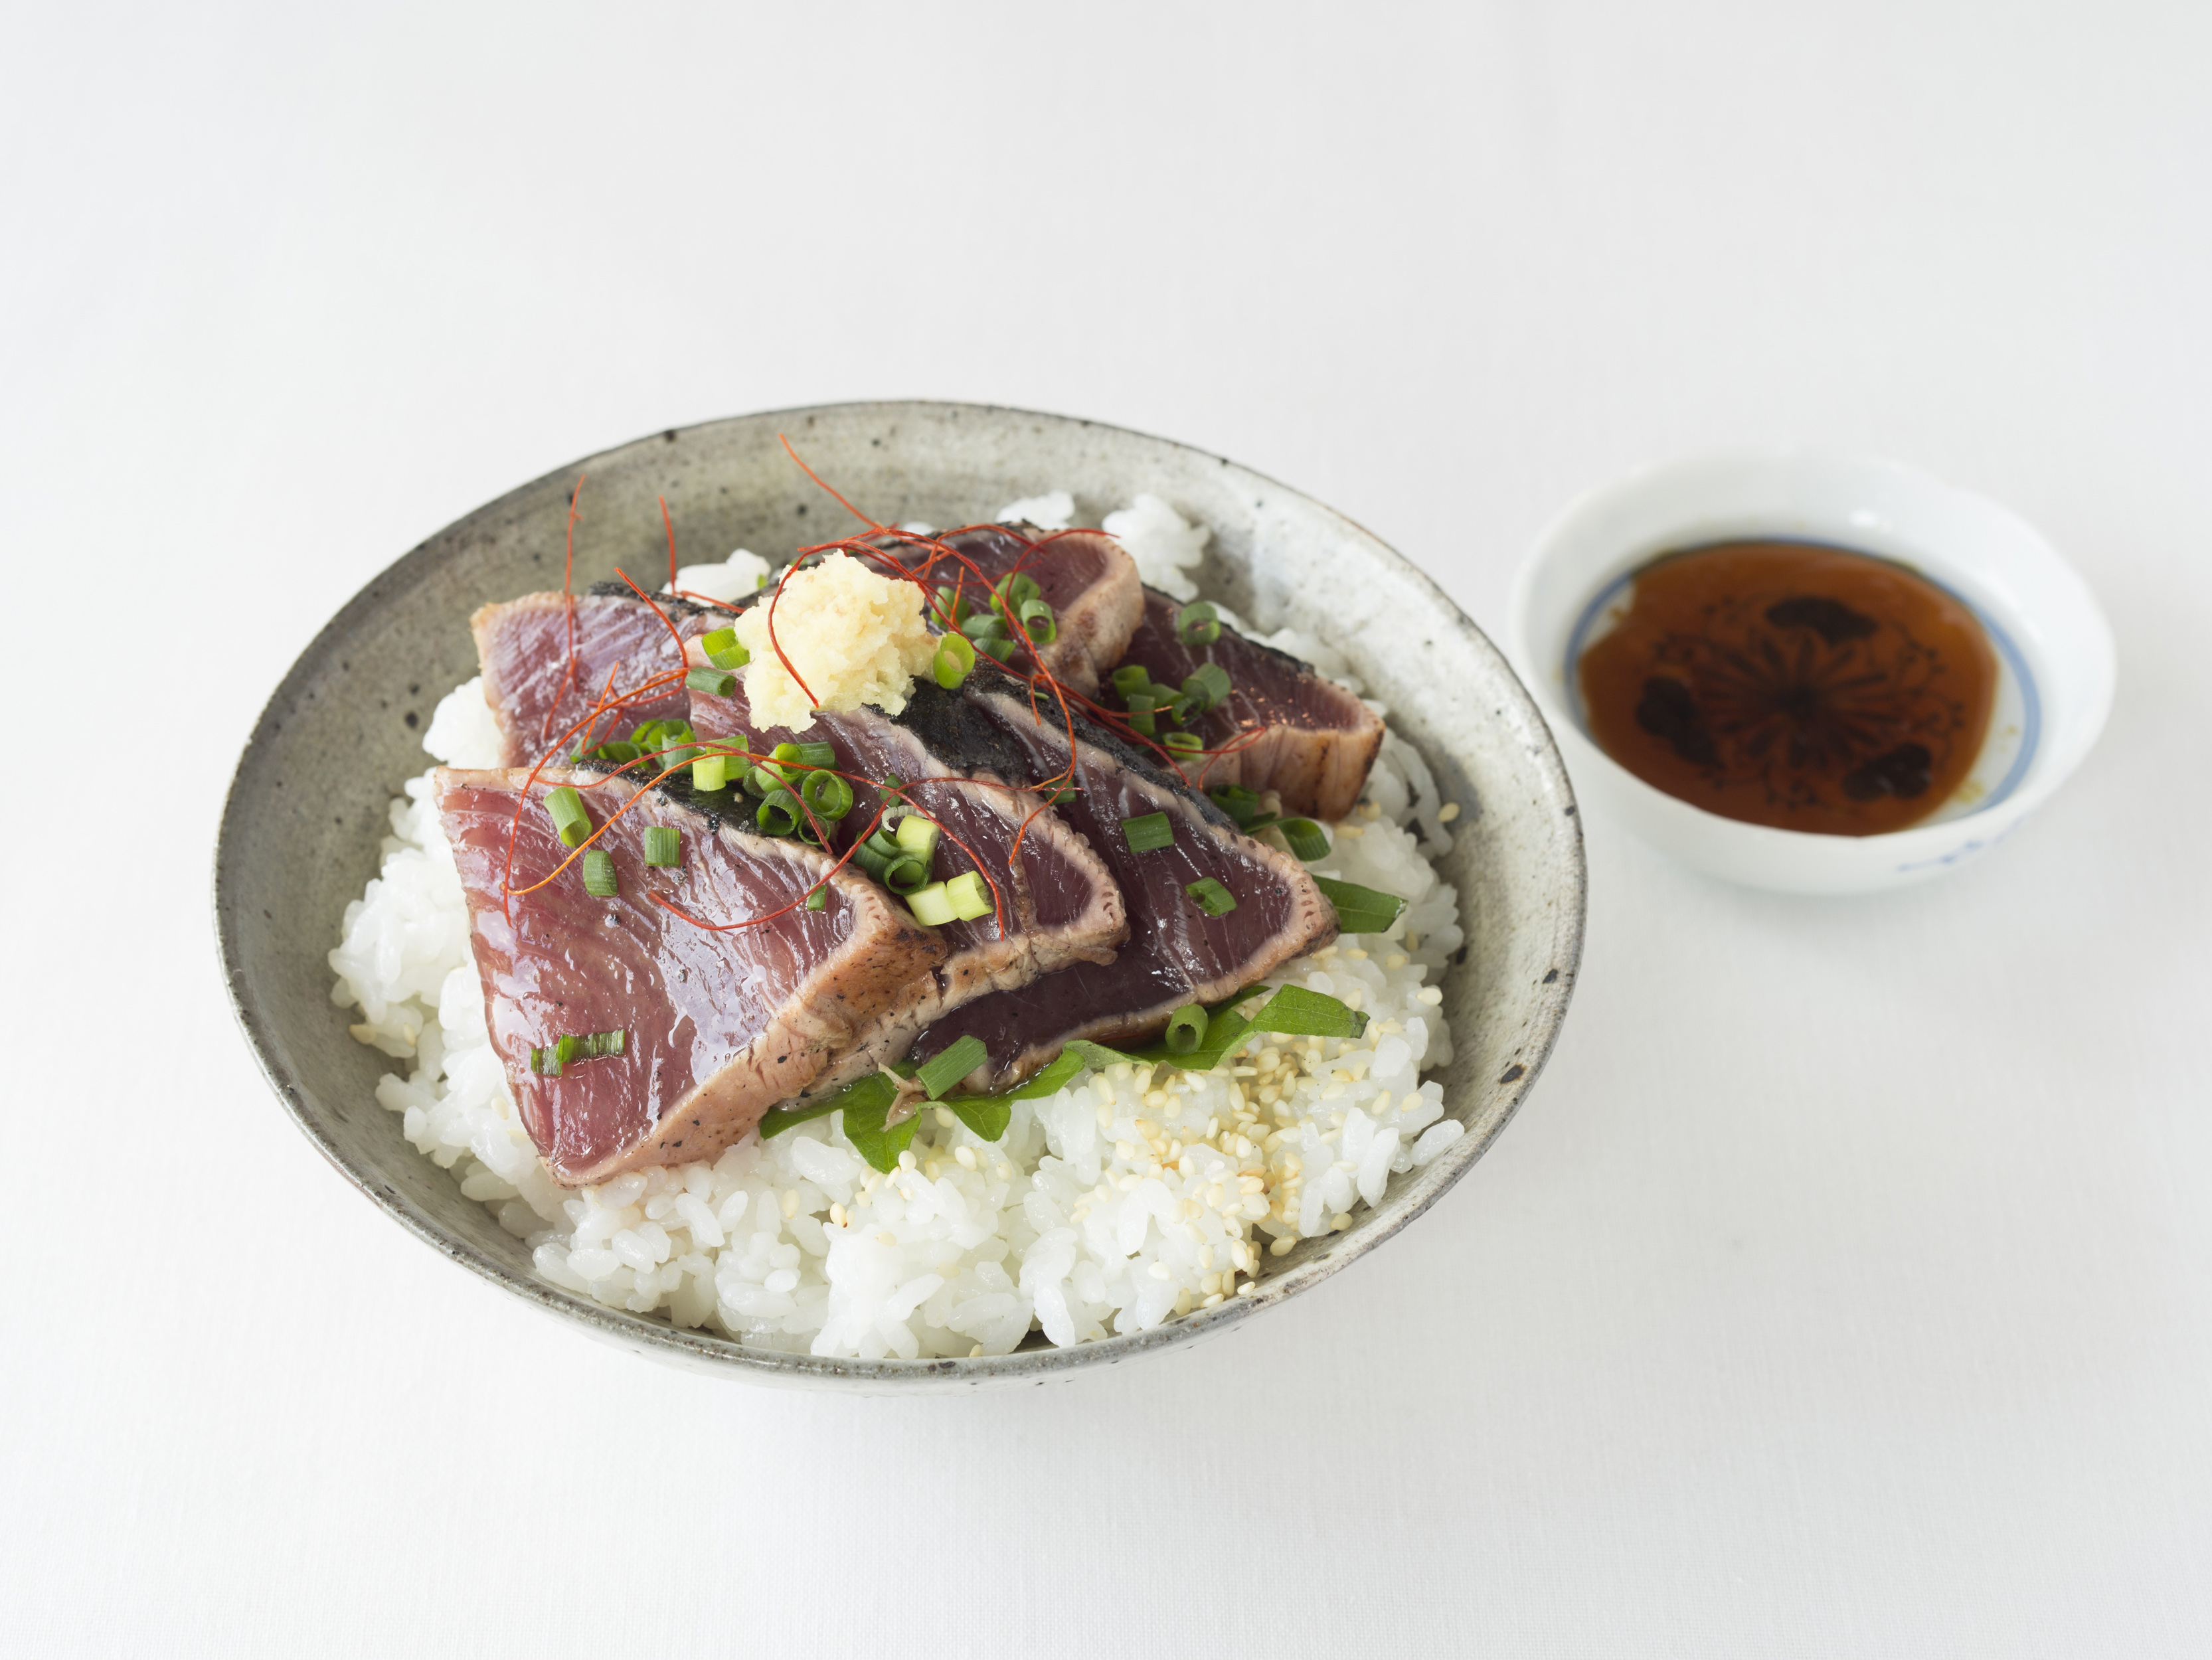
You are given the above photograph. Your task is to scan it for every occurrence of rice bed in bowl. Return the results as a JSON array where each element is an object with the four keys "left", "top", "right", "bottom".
[{"left": 330, "top": 499, "right": 1468, "bottom": 1361}]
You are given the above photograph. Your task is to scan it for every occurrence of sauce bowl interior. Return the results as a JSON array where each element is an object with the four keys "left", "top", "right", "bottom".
[{"left": 1510, "top": 448, "right": 2114, "bottom": 893}]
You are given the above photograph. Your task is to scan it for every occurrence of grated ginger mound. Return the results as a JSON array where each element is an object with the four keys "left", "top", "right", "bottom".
[{"left": 734, "top": 553, "right": 938, "bottom": 732}]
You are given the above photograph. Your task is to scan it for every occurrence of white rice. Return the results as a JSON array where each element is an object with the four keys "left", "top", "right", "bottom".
[{"left": 331, "top": 499, "right": 1466, "bottom": 1359}]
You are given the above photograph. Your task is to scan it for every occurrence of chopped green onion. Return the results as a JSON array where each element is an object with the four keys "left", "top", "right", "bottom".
[
  {"left": 543, "top": 786, "right": 590, "bottom": 847},
  {"left": 800, "top": 769, "right": 853, "bottom": 820},
  {"left": 1185, "top": 877, "right": 1238, "bottom": 916},
  {"left": 1112, "top": 664, "right": 1153, "bottom": 698},
  {"left": 978, "top": 636, "right": 1018, "bottom": 663},
  {"left": 756, "top": 788, "right": 802, "bottom": 837},
  {"left": 709, "top": 643, "right": 751, "bottom": 670},
  {"left": 643, "top": 825, "right": 681, "bottom": 866},
  {"left": 1246, "top": 982, "right": 1369, "bottom": 1039},
  {"left": 1179, "top": 661, "right": 1232, "bottom": 715},
  {"left": 630, "top": 720, "right": 666, "bottom": 750},
  {"left": 1177, "top": 601, "right": 1221, "bottom": 646},
  {"left": 554, "top": 1033, "right": 582, "bottom": 1068},
  {"left": 699, "top": 626, "right": 737, "bottom": 655},
  {"left": 685, "top": 665, "right": 736, "bottom": 697},
  {"left": 1017, "top": 598, "right": 1057, "bottom": 645},
  {"left": 967, "top": 614, "right": 1007, "bottom": 643},
  {"left": 855, "top": 827, "right": 904, "bottom": 879},
  {"left": 580, "top": 739, "right": 639, "bottom": 766},
  {"left": 1163, "top": 1003, "right": 1209, "bottom": 1054},
  {"left": 691, "top": 752, "right": 732, "bottom": 792},
  {"left": 933, "top": 633, "right": 976, "bottom": 689},
  {"left": 582, "top": 849, "right": 618, "bottom": 897},
  {"left": 804, "top": 886, "right": 827, "bottom": 910},
  {"left": 1207, "top": 784, "right": 1262, "bottom": 827},
  {"left": 1126, "top": 706, "right": 1157, "bottom": 738},
  {"left": 883, "top": 855, "right": 930, "bottom": 894},
  {"left": 774, "top": 740, "right": 837, "bottom": 771},
  {"left": 944, "top": 870, "right": 992, "bottom": 920},
  {"left": 992, "top": 572, "right": 1041, "bottom": 618},
  {"left": 915, "top": 1035, "right": 989, "bottom": 1100},
  {"left": 906, "top": 881, "right": 956, "bottom": 926},
  {"left": 1043, "top": 784, "right": 1075, "bottom": 806},
  {"left": 1314, "top": 876, "right": 1406, "bottom": 936},
  {"left": 744, "top": 764, "right": 780, "bottom": 799},
  {"left": 1162, "top": 731, "right": 1202, "bottom": 755},
  {"left": 661, "top": 722, "right": 699, "bottom": 768},
  {"left": 1122, "top": 811, "right": 1174, "bottom": 853},
  {"left": 894, "top": 813, "right": 941, "bottom": 866},
  {"left": 1157, "top": 1007, "right": 1254, "bottom": 1073},
  {"left": 1278, "top": 818, "right": 1329, "bottom": 861},
  {"left": 529, "top": 1044, "right": 555, "bottom": 1076}
]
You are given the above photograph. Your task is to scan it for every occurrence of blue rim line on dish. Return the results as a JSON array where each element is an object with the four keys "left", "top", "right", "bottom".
[{"left": 1559, "top": 542, "right": 2042, "bottom": 822}]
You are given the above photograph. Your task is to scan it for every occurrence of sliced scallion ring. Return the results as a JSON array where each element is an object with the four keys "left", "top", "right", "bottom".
[
  {"left": 1112, "top": 663, "right": 1153, "bottom": 698},
  {"left": 582, "top": 849, "right": 619, "bottom": 898},
  {"left": 943, "top": 870, "right": 993, "bottom": 921},
  {"left": 543, "top": 786, "right": 590, "bottom": 847},
  {"left": 642, "top": 825, "right": 681, "bottom": 867},
  {"left": 1176, "top": 601, "right": 1221, "bottom": 646},
  {"left": 1163, "top": 1003, "right": 1209, "bottom": 1054},
  {"left": 933, "top": 633, "right": 976, "bottom": 689},
  {"left": 1185, "top": 877, "right": 1237, "bottom": 916},
  {"left": 1122, "top": 811, "right": 1174, "bottom": 853},
  {"left": 1278, "top": 818, "right": 1329, "bottom": 861},
  {"left": 756, "top": 788, "right": 803, "bottom": 837},
  {"left": 906, "top": 880, "right": 956, "bottom": 927},
  {"left": 799, "top": 769, "right": 853, "bottom": 820},
  {"left": 894, "top": 813, "right": 941, "bottom": 866}
]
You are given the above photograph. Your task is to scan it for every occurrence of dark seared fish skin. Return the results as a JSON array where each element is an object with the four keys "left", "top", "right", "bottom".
[
  {"left": 683, "top": 670, "right": 1128, "bottom": 1099},
  {"left": 867, "top": 523, "right": 1142, "bottom": 698},
  {"left": 1110, "top": 586, "right": 1385, "bottom": 823},
  {"left": 437, "top": 766, "right": 946, "bottom": 1185},
  {"left": 470, "top": 588, "right": 732, "bottom": 768},
  {"left": 910, "top": 683, "right": 1337, "bottom": 1088}
]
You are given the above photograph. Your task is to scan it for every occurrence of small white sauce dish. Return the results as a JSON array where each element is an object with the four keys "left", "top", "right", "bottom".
[{"left": 1509, "top": 448, "right": 2115, "bottom": 894}]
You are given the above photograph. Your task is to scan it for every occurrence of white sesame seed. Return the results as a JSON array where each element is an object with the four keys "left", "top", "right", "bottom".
[
  {"left": 1270, "top": 1237, "right": 1294, "bottom": 1256},
  {"left": 970, "top": 1344, "right": 983, "bottom": 1357},
  {"left": 1332, "top": 1212, "right": 1353, "bottom": 1230},
  {"left": 935, "top": 1106, "right": 956, "bottom": 1129},
  {"left": 1438, "top": 802, "right": 1460, "bottom": 822},
  {"left": 954, "top": 1145, "right": 978, "bottom": 1170},
  {"left": 781, "top": 1189, "right": 800, "bottom": 1218},
  {"left": 1149, "top": 1262, "right": 1171, "bottom": 1280},
  {"left": 1418, "top": 986, "right": 1443, "bottom": 1005}
]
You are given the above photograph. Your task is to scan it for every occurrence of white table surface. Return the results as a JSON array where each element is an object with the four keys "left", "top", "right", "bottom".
[{"left": 6, "top": 5, "right": 2207, "bottom": 1654}]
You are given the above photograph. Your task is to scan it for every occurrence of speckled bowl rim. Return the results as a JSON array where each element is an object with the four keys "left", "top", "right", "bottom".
[{"left": 214, "top": 400, "right": 1586, "bottom": 1388}]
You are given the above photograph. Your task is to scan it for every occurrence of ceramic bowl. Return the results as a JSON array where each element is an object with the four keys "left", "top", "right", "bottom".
[
  {"left": 1509, "top": 448, "right": 2114, "bottom": 894},
  {"left": 214, "top": 401, "right": 1586, "bottom": 1390}
]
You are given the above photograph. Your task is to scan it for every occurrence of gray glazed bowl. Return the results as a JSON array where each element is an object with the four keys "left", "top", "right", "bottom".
[{"left": 214, "top": 401, "right": 1585, "bottom": 1390}]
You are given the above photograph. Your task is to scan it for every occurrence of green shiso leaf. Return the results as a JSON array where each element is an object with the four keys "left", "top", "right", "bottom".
[
  {"left": 1313, "top": 876, "right": 1406, "bottom": 936},
  {"left": 1244, "top": 983, "right": 1369, "bottom": 1040}
]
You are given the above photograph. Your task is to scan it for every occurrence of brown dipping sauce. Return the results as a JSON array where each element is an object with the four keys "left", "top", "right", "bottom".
[{"left": 1578, "top": 540, "right": 1997, "bottom": 836}]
